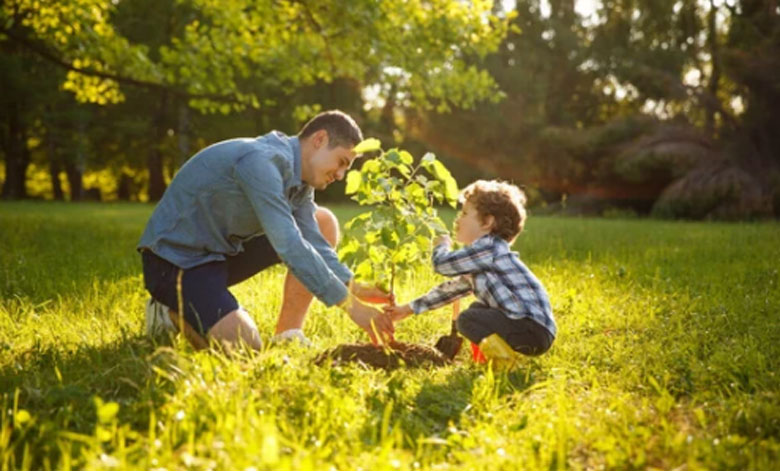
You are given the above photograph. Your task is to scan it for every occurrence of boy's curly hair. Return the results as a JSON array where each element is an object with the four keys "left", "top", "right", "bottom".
[{"left": 460, "top": 180, "right": 527, "bottom": 243}]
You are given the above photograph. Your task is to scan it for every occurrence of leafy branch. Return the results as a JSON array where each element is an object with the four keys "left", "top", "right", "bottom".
[{"left": 339, "top": 138, "right": 459, "bottom": 296}]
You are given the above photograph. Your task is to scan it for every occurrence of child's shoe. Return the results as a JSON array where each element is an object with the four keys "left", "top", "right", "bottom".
[{"left": 478, "top": 334, "right": 519, "bottom": 370}]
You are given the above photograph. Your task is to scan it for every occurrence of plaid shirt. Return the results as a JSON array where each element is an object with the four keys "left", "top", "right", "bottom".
[{"left": 410, "top": 234, "right": 556, "bottom": 338}]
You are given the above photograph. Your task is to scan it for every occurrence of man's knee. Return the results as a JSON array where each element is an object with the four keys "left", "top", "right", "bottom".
[
  {"left": 208, "top": 309, "right": 263, "bottom": 350},
  {"left": 315, "top": 206, "right": 340, "bottom": 247}
]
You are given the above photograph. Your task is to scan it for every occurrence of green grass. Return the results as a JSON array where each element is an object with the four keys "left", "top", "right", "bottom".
[{"left": 1, "top": 201, "right": 779, "bottom": 470}]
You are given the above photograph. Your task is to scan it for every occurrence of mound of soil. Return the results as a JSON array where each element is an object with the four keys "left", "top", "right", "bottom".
[{"left": 314, "top": 341, "right": 449, "bottom": 370}]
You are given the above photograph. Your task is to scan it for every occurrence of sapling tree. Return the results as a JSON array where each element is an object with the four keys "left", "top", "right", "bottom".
[{"left": 339, "top": 138, "right": 459, "bottom": 296}]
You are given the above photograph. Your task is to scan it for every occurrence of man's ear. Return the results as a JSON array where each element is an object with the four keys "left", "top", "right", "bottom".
[{"left": 313, "top": 129, "right": 329, "bottom": 149}]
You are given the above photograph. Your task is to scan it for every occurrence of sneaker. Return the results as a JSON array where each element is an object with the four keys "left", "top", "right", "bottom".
[
  {"left": 271, "top": 328, "right": 313, "bottom": 348},
  {"left": 478, "top": 334, "right": 520, "bottom": 370},
  {"left": 145, "top": 297, "right": 176, "bottom": 338}
]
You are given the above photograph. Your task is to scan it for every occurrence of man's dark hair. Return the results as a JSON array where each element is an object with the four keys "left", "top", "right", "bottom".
[{"left": 298, "top": 110, "right": 363, "bottom": 149}]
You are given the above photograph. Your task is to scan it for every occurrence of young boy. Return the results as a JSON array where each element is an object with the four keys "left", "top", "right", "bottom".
[{"left": 384, "top": 180, "right": 556, "bottom": 362}]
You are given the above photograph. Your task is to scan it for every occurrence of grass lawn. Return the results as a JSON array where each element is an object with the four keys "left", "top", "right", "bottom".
[{"left": 1, "top": 201, "right": 779, "bottom": 470}]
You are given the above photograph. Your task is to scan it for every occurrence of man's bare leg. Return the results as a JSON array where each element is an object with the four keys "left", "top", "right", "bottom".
[
  {"left": 168, "top": 309, "right": 262, "bottom": 351},
  {"left": 208, "top": 308, "right": 263, "bottom": 350},
  {"left": 274, "top": 207, "right": 340, "bottom": 334}
]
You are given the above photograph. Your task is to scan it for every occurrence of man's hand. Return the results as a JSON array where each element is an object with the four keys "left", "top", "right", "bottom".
[
  {"left": 383, "top": 304, "right": 413, "bottom": 323},
  {"left": 347, "top": 300, "right": 395, "bottom": 345},
  {"left": 350, "top": 281, "right": 394, "bottom": 305}
]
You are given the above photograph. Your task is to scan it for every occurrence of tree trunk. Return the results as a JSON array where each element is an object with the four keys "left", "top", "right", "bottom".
[
  {"left": 1, "top": 100, "right": 30, "bottom": 200},
  {"left": 66, "top": 115, "right": 88, "bottom": 201},
  {"left": 48, "top": 149, "right": 64, "bottom": 200},
  {"left": 64, "top": 161, "right": 83, "bottom": 201},
  {"left": 147, "top": 90, "right": 169, "bottom": 201},
  {"left": 705, "top": 0, "right": 721, "bottom": 137},
  {"left": 45, "top": 106, "right": 65, "bottom": 200}
]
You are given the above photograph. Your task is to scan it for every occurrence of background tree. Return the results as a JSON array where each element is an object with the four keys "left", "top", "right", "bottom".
[{"left": 1, "top": 0, "right": 510, "bottom": 200}]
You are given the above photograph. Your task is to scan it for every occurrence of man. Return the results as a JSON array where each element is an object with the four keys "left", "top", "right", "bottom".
[{"left": 138, "top": 110, "right": 394, "bottom": 350}]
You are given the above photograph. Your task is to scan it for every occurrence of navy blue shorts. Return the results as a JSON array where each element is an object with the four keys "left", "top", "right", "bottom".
[{"left": 141, "top": 236, "right": 281, "bottom": 335}]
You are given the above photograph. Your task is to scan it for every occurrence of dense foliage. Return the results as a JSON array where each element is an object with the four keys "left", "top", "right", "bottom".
[
  {"left": 339, "top": 138, "right": 458, "bottom": 294},
  {"left": 1, "top": 1, "right": 778, "bottom": 219}
]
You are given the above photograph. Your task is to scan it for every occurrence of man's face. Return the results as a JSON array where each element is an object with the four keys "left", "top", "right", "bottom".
[{"left": 304, "top": 132, "right": 357, "bottom": 190}]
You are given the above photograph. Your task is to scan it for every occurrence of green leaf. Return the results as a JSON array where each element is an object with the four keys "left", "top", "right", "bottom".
[
  {"left": 354, "top": 138, "right": 382, "bottom": 154},
  {"left": 14, "top": 409, "right": 31, "bottom": 427},
  {"left": 355, "top": 259, "right": 373, "bottom": 280},
  {"left": 97, "top": 400, "right": 119, "bottom": 423},
  {"left": 381, "top": 227, "right": 399, "bottom": 248},
  {"left": 443, "top": 176, "right": 459, "bottom": 207},
  {"left": 345, "top": 170, "right": 362, "bottom": 195},
  {"left": 362, "top": 159, "right": 382, "bottom": 175},
  {"left": 385, "top": 150, "right": 402, "bottom": 165}
]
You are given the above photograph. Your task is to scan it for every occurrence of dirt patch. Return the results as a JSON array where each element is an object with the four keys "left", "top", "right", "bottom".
[{"left": 314, "top": 341, "right": 450, "bottom": 370}]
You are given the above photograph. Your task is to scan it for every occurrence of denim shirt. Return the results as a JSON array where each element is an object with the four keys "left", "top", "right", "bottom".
[{"left": 137, "top": 131, "right": 352, "bottom": 306}]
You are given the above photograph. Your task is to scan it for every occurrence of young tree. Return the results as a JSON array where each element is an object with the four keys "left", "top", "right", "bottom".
[{"left": 339, "top": 139, "right": 458, "bottom": 295}]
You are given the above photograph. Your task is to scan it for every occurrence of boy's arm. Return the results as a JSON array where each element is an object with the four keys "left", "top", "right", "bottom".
[
  {"left": 431, "top": 237, "right": 494, "bottom": 276},
  {"left": 409, "top": 277, "right": 473, "bottom": 314}
]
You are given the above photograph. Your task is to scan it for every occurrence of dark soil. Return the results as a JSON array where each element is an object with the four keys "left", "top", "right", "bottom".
[{"left": 314, "top": 341, "right": 450, "bottom": 370}]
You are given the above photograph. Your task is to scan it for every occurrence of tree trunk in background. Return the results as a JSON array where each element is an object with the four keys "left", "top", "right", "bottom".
[
  {"left": 1, "top": 100, "right": 30, "bottom": 199},
  {"left": 147, "top": 90, "right": 168, "bottom": 201},
  {"left": 64, "top": 161, "right": 83, "bottom": 201},
  {"left": 48, "top": 142, "right": 64, "bottom": 200},
  {"left": 705, "top": 0, "right": 721, "bottom": 137},
  {"left": 544, "top": 0, "right": 576, "bottom": 126},
  {"left": 66, "top": 116, "right": 88, "bottom": 201},
  {"left": 44, "top": 106, "right": 65, "bottom": 200}
]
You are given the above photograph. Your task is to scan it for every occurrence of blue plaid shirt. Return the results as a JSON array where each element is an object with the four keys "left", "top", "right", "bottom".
[{"left": 410, "top": 234, "right": 556, "bottom": 338}]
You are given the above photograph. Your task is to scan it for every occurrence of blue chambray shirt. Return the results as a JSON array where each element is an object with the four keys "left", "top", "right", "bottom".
[{"left": 137, "top": 131, "right": 352, "bottom": 306}]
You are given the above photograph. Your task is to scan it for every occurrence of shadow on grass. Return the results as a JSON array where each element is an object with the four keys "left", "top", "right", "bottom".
[
  {"left": 1, "top": 332, "right": 177, "bottom": 467},
  {"left": 360, "top": 362, "right": 541, "bottom": 448}
]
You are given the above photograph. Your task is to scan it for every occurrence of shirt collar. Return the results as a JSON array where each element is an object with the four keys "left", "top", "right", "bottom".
[
  {"left": 474, "top": 233, "right": 509, "bottom": 250},
  {"left": 290, "top": 135, "right": 303, "bottom": 187}
]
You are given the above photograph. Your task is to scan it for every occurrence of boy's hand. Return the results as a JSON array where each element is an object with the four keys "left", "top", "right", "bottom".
[
  {"left": 350, "top": 281, "right": 395, "bottom": 305},
  {"left": 433, "top": 234, "right": 451, "bottom": 247},
  {"left": 346, "top": 300, "right": 395, "bottom": 345},
  {"left": 383, "top": 304, "right": 414, "bottom": 323}
]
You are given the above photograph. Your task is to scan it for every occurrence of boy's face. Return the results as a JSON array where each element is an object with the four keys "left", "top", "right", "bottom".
[
  {"left": 454, "top": 201, "right": 493, "bottom": 245},
  {"left": 303, "top": 130, "right": 357, "bottom": 190}
]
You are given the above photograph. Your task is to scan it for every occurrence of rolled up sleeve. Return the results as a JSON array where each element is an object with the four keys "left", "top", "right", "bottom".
[
  {"left": 234, "top": 153, "right": 347, "bottom": 306},
  {"left": 294, "top": 200, "right": 353, "bottom": 284}
]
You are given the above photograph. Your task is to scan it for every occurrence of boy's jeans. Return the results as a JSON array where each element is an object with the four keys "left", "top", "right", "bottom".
[{"left": 456, "top": 302, "right": 554, "bottom": 356}]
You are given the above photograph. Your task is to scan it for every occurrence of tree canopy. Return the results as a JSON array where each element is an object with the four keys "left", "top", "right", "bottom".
[{"left": 1, "top": 0, "right": 778, "bottom": 219}]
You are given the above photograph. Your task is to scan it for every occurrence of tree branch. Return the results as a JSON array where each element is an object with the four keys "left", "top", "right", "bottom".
[
  {"left": 290, "top": 0, "right": 337, "bottom": 75},
  {"left": 1, "top": 27, "right": 241, "bottom": 104}
]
